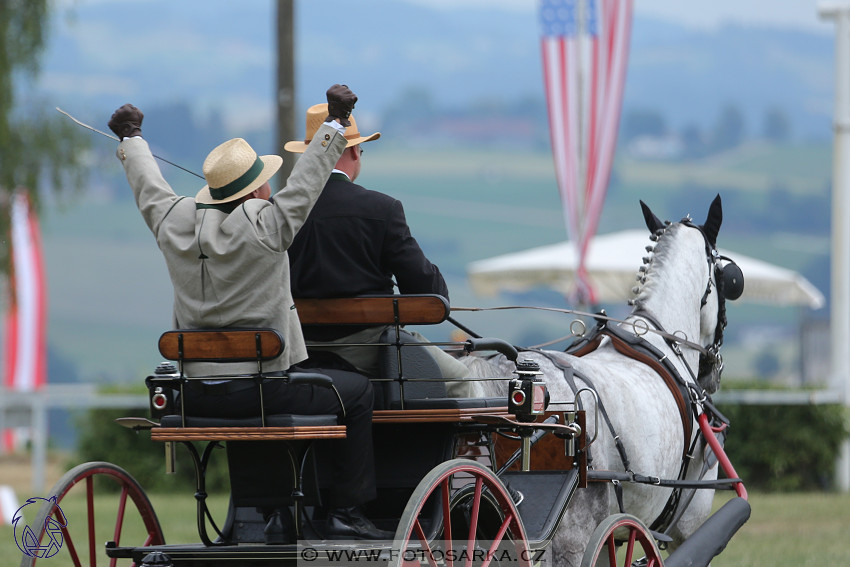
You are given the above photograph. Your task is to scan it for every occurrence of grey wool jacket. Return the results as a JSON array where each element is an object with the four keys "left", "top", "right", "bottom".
[{"left": 116, "top": 124, "right": 347, "bottom": 376}]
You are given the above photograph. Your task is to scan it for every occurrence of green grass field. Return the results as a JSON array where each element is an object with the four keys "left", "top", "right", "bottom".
[{"left": 2, "top": 489, "right": 848, "bottom": 565}]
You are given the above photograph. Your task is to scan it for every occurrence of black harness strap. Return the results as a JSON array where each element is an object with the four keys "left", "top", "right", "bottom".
[
  {"left": 526, "top": 348, "right": 631, "bottom": 473},
  {"left": 566, "top": 321, "right": 695, "bottom": 462},
  {"left": 587, "top": 470, "right": 742, "bottom": 491},
  {"left": 601, "top": 322, "right": 695, "bottom": 454}
]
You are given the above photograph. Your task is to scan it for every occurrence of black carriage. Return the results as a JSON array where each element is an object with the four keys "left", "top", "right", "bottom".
[{"left": 20, "top": 294, "right": 749, "bottom": 567}]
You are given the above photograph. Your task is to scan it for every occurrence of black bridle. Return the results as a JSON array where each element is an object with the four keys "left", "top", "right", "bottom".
[{"left": 680, "top": 218, "right": 744, "bottom": 384}]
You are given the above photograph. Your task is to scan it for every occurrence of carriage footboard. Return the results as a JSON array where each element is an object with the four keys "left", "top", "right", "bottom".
[{"left": 501, "top": 469, "right": 579, "bottom": 548}]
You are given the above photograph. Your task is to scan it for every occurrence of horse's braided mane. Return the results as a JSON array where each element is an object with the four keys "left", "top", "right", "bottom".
[{"left": 632, "top": 223, "right": 679, "bottom": 312}]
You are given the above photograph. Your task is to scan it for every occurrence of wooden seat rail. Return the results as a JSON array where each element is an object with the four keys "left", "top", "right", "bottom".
[
  {"left": 372, "top": 407, "right": 509, "bottom": 424},
  {"left": 151, "top": 425, "right": 346, "bottom": 442},
  {"left": 295, "top": 294, "right": 450, "bottom": 326}
]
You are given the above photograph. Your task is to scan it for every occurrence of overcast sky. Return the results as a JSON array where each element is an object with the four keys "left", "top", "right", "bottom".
[
  {"left": 408, "top": 0, "right": 834, "bottom": 33},
  {"left": 54, "top": 0, "right": 838, "bottom": 34}
]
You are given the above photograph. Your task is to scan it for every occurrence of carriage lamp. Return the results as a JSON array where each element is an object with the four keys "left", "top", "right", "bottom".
[
  {"left": 509, "top": 359, "right": 549, "bottom": 422},
  {"left": 152, "top": 389, "right": 169, "bottom": 411},
  {"left": 146, "top": 362, "right": 179, "bottom": 419}
]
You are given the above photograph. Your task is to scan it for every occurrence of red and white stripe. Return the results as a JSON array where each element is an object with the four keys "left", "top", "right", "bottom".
[
  {"left": 540, "top": 0, "right": 633, "bottom": 304},
  {"left": 3, "top": 191, "right": 47, "bottom": 452}
]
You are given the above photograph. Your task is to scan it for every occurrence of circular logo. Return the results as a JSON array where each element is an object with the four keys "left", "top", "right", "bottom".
[{"left": 12, "top": 496, "right": 67, "bottom": 559}]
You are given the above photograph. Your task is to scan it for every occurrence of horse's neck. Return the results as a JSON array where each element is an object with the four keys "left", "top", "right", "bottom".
[
  {"left": 633, "top": 282, "right": 699, "bottom": 342},
  {"left": 628, "top": 227, "right": 707, "bottom": 360}
]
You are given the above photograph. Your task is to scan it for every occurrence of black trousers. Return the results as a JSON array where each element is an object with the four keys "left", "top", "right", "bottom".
[{"left": 182, "top": 367, "right": 375, "bottom": 508}]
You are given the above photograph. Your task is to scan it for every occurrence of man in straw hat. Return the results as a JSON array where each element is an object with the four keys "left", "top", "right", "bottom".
[
  {"left": 285, "top": 103, "right": 471, "bottom": 393},
  {"left": 108, "top": 85, "right": 392, "bottom": 541}
]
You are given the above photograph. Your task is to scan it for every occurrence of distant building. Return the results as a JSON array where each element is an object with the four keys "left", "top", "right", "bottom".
[{"left": 626, "top": 134, "right": 684, "bottom": 160}]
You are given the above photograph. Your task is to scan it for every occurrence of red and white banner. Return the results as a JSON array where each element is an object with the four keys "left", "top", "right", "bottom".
[
  {"left": 3, "top": 190, "right": 47, "bottom": 452},
  {"left": 539, "top": 0, "right": 633, "bottom": 304}
]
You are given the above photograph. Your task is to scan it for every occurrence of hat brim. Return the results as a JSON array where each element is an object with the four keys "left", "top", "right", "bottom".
[
  {"left": 284, "top": 131, "right": 381, "bottom": 154},
  {"left": 195, "top": 154, "right": 283, "bottom": 205}
]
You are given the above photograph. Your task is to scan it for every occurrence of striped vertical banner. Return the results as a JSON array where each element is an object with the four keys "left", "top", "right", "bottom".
[
  {"left": 539, "top": 0, "right": 633, "bottom": 304},
  {"left": 3, "top": 190, "right": 47, "bottom": 452}
]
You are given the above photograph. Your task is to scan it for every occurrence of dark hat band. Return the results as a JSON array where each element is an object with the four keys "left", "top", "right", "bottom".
[{"left": 209, "top": 156, "right": 264, "bottom": 200}]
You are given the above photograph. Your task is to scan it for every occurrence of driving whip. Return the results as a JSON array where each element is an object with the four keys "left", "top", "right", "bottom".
[{"left": 56, "top": 107, "right": 204, "bottom": 179}]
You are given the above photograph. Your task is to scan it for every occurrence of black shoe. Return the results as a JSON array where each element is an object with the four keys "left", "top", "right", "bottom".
[
  {"left": 326, "top": 506, "right": 394, "bottom": 540},
  {"left": 264, "top": 510, "right": 294, "bottom": 544}
]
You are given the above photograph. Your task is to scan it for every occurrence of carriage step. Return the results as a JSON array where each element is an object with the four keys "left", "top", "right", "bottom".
[{"left": 664, "top": 497, "right": 751, "bottom": 567}]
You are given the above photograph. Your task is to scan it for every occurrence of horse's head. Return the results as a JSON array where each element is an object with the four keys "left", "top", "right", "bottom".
[{"left": 637, "top": 195, "right": 744, "bottom": 393}]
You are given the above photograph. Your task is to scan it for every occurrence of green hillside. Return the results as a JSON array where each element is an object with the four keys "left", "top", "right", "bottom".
[{"left": 14, "top": 140, "right": 833, "bottom": 386}]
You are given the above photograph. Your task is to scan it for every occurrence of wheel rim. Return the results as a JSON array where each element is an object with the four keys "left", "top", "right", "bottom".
[
  {"left": 392, "top": 459, "right": 530, "bottom": 567},
  {"left": 19, "top": 462, "right": 164, "bottom": 567},
  {"left": 581, "top": 514, "right": 664, "bottom": 567}
]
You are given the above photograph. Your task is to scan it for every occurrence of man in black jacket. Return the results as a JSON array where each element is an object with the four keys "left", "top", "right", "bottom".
[{"left": 285, "top": 103, "right": 470, "bottom": 386}]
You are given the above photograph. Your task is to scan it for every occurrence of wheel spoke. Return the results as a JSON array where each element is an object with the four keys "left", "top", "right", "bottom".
[
  {"left": 412, "top": 520, "right": 439, "bottom": 567},
  {"left": 606, "top": 533, "right": 617, "bottom": 567},
  {"left": 59, "top": 520, "right": 83, "bottom": 567},
  {"left": 113, "top": 485, "right": 129, "bottom": 547},
  {"left": 114, "top": 486, "right": 129, "bottom": 543},
  {"left": 86, "top": 476, "right": 96, "bottom": 567},
  {"left": 624, "top": 529, "right": 637, "bottom": 567},
  {"left": 465, "top": 477, "right": 484, "bottom": 567},
  {"left": 481, "top": 513, "right": 514, "bottom": 567},
  {"left": 441, "top": 477, "right": 453, "bottom": 567}
]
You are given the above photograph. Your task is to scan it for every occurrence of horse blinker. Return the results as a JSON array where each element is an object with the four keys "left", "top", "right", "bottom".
[{"left": 718, "top": 259, "right": 744, "bottom": 301}]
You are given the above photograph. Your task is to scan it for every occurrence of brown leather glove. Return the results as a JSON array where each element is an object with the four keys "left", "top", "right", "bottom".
[
  {"left": 108, "top": 104, "right": 144, "bottom": 139},
  {"left": 324, "top": 84, "right": 357, "bottom": 127}
]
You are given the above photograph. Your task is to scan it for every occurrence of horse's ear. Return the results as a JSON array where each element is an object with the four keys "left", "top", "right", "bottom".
[
  {"left": 702, "top": 194, "right": 723, "bottom": 246},
  {"left": 641, "top": 200, "right": 665, "bottom": 233}
]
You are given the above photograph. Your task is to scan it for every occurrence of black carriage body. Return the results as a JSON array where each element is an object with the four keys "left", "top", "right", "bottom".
[{"left": 101, "top": 296, "right": 588, "bottom": 566}]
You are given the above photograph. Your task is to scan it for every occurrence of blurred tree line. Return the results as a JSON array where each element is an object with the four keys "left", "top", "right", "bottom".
[
  {"left": 718, "top": 384, "right": 850, "bottom": 491},
  {"left": 0, "top": 0, "right": 89, "bottom": 273},
  {"left": 74, "top": 407, "right": 229, "bottom": 493},
  {"left": 621, "top": 103, "right": 794, "bottom": 157}
]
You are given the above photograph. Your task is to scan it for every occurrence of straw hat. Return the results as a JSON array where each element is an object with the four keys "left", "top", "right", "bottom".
[
  {"left": 195, "top": 138, "right": 283, "bottom": 205},
  {"left": 284, "top": 103, "right": 380, "bottom": 153}
]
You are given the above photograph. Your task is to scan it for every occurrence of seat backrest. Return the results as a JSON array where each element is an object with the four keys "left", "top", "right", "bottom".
[
  {"left": 158, "top": 328, "right": 284, "bottom": 363},
  {"left": 295, "top": 294, "right": 450, "bottom": 326},
  {"left": 151, "top": 328, "right": 286, "bottom": 424},
  {"left": 377, "top": 328, "right": 446, "bottom": 409}
]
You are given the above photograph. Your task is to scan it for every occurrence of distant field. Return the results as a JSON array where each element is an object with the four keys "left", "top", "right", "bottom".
[{"left": 618, "top": 142, "right": 832, "bottom": 194}]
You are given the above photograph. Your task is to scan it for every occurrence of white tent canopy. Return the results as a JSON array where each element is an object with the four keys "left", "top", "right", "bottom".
[{"left": 467, "top": 230, "right": 825, "bottom": 309}]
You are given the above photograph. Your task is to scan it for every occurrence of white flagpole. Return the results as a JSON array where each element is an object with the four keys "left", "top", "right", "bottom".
[{"left": 819, "top": 1, "right": 850, "bottom": 492}]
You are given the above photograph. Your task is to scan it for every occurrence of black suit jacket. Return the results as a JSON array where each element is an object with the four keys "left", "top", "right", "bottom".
[{"left": 289, "top": 173, "right": 448, "bottom": 339}]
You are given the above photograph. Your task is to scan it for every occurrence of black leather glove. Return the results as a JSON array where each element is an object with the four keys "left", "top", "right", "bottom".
[
  {"left": 324, "top": 84, "right": 357, "bottom": 127},
  {"left": 108, "top": 104, "right": 144, "bottom": 139}
]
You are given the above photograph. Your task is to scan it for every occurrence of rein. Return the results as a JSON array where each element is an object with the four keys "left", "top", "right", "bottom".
[{"left": 452, "top": 305, "right": 712, "bottom": 357}]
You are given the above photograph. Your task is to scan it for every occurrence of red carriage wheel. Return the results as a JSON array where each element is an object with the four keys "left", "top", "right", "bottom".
[
  {"left": 19, "top": 461, "right": 164, "bottom": 567},
  {"left": 390, "top": 458, "right": 530, "bottom": 567},
  {"left": 580, "top": 514, "right": 664, "bottom": 567}
]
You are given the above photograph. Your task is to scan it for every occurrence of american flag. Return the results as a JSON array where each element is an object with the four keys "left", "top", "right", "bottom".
[
  {"left": 3, "top": 191, "right": 47, "bottom": 452},
  {"left": 540, "top": 0, "right": 633, "bottom": 304}
]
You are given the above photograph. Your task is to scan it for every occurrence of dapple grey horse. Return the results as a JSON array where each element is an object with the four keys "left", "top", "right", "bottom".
[{"left": 458, "top": 196, "right": 739, "bottom": 566}]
